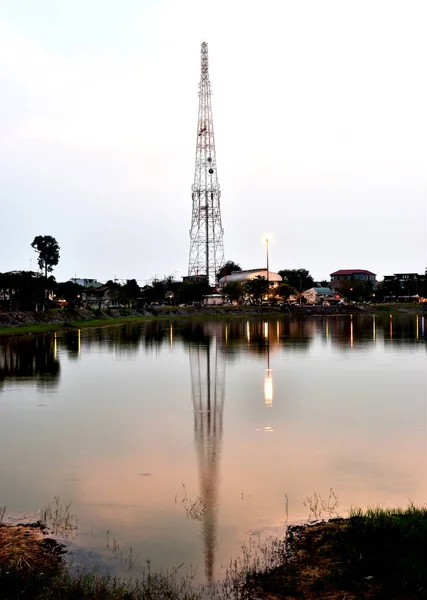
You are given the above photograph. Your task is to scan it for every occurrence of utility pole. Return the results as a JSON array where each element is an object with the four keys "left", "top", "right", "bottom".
[
  {"left": 188, "top": 42, "right": 225, "bottom": 286},
  {"left": 266, "top": 238, "right": 269, "bottom": 284}
]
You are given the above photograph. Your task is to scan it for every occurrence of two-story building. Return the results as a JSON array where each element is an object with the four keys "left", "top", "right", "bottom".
[
  {"left": 81, "top": 285, "right": 117, "bottom": 309},
  {"left": 330, "top": 269, "right": 376, "bottom": 292},
  {"left": 383, "top": 271, "right": 426, "bottom": 298}
]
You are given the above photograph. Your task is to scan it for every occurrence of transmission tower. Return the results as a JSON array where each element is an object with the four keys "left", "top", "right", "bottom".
[
  {"left": 188, "top": 42, "right": 224, "bottom": 286},
  {"left": 189, "top": 324, "right": 225, "bottom": 582}
]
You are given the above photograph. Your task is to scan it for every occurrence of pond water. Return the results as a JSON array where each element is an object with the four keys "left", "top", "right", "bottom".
[{"left": 0, "top": 315, "right": 426, "bottom": 584}]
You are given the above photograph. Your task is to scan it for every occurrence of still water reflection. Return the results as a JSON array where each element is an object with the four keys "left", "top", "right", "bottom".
[{"left": 0, "top": 316, "right": 426, "bottom": 583}]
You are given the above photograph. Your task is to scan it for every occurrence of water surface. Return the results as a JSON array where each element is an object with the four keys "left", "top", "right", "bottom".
[{"left": 0, "top": 315, "right": 426, "bottom": 583}]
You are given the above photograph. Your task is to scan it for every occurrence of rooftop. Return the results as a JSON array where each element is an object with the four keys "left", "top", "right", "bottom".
[
  {"left": 219, "top": 269, "right": 282, "bottom": 284},
  {"left": 330, "top": 269, "right": 376, "bottom": 276}
]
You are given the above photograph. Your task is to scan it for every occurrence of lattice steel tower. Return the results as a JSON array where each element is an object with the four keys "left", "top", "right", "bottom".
[{"left": 188, "top": 42, "right": 224, "bottom": 285}]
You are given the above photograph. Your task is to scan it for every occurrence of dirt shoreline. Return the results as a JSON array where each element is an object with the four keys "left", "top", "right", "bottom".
[{"left": 0, "top": 522, "right": 65, "bottom": 576}]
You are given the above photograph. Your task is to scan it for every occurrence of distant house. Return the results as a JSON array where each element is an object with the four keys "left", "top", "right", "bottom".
[
  {"left": 302, "top": 287, "right": 342, "bottom": 305},
  {"left": 204, "top": 294, "right": 224, "bottom": 306},
  {"left": 70, "top": 278, "right": 103, "bottom": 288},
  {"left": 330, "top": 269, "right": 376, "bottom": 292},
  {"left": 81, "top": 285, "right": 116, "bottom": 309}
]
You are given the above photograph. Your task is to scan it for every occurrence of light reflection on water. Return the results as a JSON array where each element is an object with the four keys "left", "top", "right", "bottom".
[{"left": 0, "top": 315, "right": 426, "bottom": 584}]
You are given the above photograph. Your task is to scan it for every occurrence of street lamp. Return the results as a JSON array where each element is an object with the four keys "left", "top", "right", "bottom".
[{"left": 266, "top": 238, "right": 269, "bottom": 286}]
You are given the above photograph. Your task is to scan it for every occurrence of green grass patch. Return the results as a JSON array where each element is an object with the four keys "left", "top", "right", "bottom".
[
  {"left": 329, "top": 504, "right": 427, "bottom": 597},
  {"left": 372, "top": 303, "right": 422, "bottom": 315},
  {"left": 0, "top": 316, "right": 154, "bottom": 337}
]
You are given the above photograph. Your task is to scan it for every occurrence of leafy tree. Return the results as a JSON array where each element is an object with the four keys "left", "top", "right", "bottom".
[
  {"left": 274, "top": 282, "right": 296, "bottom": 300},
  {"left": 121, "top": 279, "right": 140, "bottom": 306},
  {"left": 339, "top": 279, "right": 373, "bottom": 302},
  {"left": 141, "top": 275, "right": 183, "bottom": 305},
  {"left": 278, "top": 269, "right": 314, "bottom": 292},
  {"left": 177, "top": 281, "right": 210, "bottom": 305},
  {"left": 319, "top": 280, "right": 329, "bottom": 287},
  {"left": 0, "top": 271, "right": 52, "bottom": 310},
  {"left": 31, "top": 235, "right": 60, "bottom": 277},
  {"left": 105, "top": 280, "right": 122, "bottom": 303},
  {"left": 56, "top": 281, "right": 83, "bottom": 307},
  {"left": 223, "top": 282, "right": 244, "bottom": 302},
  {"left": 245, "top": 275, "right": 269, "bottom": 302},
  {"left": 142, "top": 279, "right": 166, "bottom": 304},
  {"left": 217, "top": 261, "right": 242, "bottom": 282}
]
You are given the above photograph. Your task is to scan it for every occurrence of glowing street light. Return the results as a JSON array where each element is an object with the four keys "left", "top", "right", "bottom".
[{"left": 266, "top": 237, "right": 269, "bottom": 287}]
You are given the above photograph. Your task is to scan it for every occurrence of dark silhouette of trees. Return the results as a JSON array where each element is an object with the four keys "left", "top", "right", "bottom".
[
  {"left": 177, "top": 281, "right": 211, "bottom": 304},
  {"left": 244, "top": 276, "right": 269, "bottom": 302},
  {"left": 278, "top": 269, "right": 314, "bottom": 292},
  {"left": 56, "top": 281, "right": 83, "bottom": 307},
  {"left": 0, "top": 271, "right": 51, "bottom": 310},
  {"left": 339, "top": 279, "right": 373, "bottom": 302},
  {"left": 31, "top": 235, "right": 60, "bottom": 277},
  {"left": 121, "top": 279, "right": 140, "bottom": 307},
  {"left": 217, "top": 261, "right": 242, "bottom": 282},
  {"left": 222, "top": 282, "right": 244, "bottom": 302},
  {"left": 274, "top": 282, "right": 296, "bottom": 300}
]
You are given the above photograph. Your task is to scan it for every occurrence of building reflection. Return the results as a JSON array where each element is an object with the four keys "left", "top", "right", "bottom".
[{"left": 188, "top": 324, "right": 225, "bottom": 583}]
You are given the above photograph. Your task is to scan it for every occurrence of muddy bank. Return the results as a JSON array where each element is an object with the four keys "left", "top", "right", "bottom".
[
  {"left": 0, "top": 523, "right": 65, "bottom": 572},
  {"left": 0, "top": 522, "right": 66, "bottom": 598}
]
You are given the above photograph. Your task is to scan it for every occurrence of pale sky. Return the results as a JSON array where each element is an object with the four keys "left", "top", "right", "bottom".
[{"left": 0, "top": 0, "right": 426, "bottom": 283}]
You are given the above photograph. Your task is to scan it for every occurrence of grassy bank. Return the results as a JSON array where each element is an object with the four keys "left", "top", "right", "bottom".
[
  {"left": 372, "top": 302, "right": 424, "bottom": 316},
  {"left": 1, "top": 505, "right": 427, "bottom": 599},
  {"left": 0, "top": 316, "right": 153, "bottom": 337},
  {"left": 0, "top": 303, "right": 423, "bottom": 337},
  {"left": 0, "top": 306, "right": 285, "bottom": 337},
  {"left": 239, "top": 504, "right": 427, "bottom": 599}
]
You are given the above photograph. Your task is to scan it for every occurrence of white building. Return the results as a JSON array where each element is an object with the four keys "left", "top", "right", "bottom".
[
  {"left": 302, "top": 287, "right": 342, "bottom": 305},
  {"left": 218, "top": 268, "right": 282, "bottom": 286},
  {"left": 70, "top": 278, "right": 103, "bottom": 288}
]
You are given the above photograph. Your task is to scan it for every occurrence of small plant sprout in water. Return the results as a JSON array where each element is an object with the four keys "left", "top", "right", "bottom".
[
  {"left": 39, "top": 496, "right": 78, "bottom": 536},
  {"left": 178, "top": 484, "right": 207, "bottom": 521},
  {"left": 303, "top": 488, "right": 339, "bottom": 520}
]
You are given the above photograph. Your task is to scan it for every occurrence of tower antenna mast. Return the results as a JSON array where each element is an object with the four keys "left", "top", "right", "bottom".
[{"left": 188, "top": 42, "right": 224, "bottom": 285}]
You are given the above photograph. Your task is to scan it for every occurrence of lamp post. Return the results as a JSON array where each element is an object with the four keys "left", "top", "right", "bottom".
[{"left": 266, "top": 238, "right": 269, "bottom": 285}]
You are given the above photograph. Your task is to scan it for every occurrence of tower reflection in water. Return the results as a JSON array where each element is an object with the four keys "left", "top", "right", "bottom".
[{"left": 189, "top": 325, "right": 225, "bottom": 583}]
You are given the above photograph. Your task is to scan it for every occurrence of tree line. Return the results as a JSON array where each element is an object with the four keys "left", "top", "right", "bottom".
[{"left": 1, "top": 235, "right": 423, "bottom": 311}]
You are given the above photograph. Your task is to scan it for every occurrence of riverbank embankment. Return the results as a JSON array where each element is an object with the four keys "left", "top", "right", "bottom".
[{"left": 0, "top": 303, "right": 423, "bottom": 336}]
